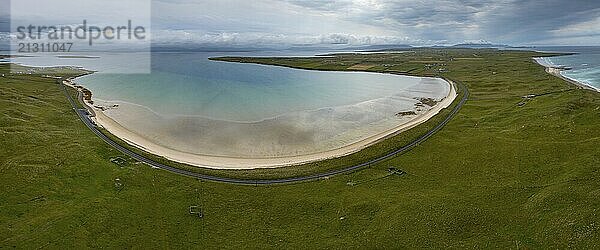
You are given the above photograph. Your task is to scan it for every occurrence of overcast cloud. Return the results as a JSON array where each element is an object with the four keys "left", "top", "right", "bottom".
[
  {"left": 152, "top": 0, "right": 600, "bottom": 46},
  {"left": 2, "top": 0, "right": 599, "bottom": 47}
]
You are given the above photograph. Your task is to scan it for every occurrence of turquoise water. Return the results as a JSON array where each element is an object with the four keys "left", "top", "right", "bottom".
[
  {"left": 535, "top": 46, "right": 600, "bottom": 90},
  {"left": 10, "top": 51, "right": 451, "bottom": 158},
  {"left": 78, "top": 52, "right": 441, "bottom": 122}
]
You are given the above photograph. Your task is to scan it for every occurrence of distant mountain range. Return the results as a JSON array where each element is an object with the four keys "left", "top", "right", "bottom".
[
  {"left": 352, "top": 44, "right": 413, "bottom": 51},
  {"left": 0, "top": 40, "right": 537, "bottom": 54},
  {"left": 449, "top": 42, "right": 510, "bottom": 48},
  {"left": 360, "top": 43, "right": 526, "bottom": 52},
  {"left": 151, "top": 42, "right": 415, "bottom": 53}
]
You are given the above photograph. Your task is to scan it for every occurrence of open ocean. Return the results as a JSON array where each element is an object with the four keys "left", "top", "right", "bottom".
[
  {"left": 534, "top": 46, "right": 600, "bottom": 90},
  {"left": 8, "top": 46, "right": 596, "bottom": 158}
]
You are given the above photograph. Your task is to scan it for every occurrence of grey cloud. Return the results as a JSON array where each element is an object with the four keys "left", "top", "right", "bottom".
[
  {"left": 281, "top": 0, "right": 351, "bottom": 12},
  {"left": 475, "top": 0, "right": 600, "bottom": 43},
  {"left": 0, "top": 0, "right": 9, "bottom": 32},
  {"left": 1, "top": 0, "right": 599, "bottom": 46},
  {"left": 284, "top": 0, "right": 600, "bottom": 44}
]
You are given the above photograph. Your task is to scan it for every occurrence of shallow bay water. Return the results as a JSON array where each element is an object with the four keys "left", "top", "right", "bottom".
[{"left": 13, "top": 51, "right": 451, "bottom": 157}]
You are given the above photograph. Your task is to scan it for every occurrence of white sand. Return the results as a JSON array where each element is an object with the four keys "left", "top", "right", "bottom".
[
  {"left": 546, "top": 67, "right": 599, "bottom": 92},
  {"left": 74, "top": 79, "right": 457, "bottom": 169},
  {"left": 534, "top": 57, "right": 599, "bottom": 92}
]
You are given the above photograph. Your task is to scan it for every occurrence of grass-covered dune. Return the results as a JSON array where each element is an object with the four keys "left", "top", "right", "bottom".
[{"left": 2, "top": 49, "right": 600, "bottom": 248}]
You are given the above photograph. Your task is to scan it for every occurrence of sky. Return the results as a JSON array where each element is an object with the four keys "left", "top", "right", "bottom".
[{"left": 1, "top": 0, "right": 600, "bottom": 48}]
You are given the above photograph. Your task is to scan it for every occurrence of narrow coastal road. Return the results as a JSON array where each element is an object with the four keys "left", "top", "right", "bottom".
[{"left": 60, "top": 80, "right": 469, "bottom": 185}]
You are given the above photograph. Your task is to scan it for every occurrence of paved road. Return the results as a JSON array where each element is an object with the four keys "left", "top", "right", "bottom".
[{"left": 60, "top": 80, "right": 469, "bottom": 185}]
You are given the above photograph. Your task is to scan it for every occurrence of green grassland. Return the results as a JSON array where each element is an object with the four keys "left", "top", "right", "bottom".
[{"left": 1, "top": 49, "right": 600, "bottom": 248}]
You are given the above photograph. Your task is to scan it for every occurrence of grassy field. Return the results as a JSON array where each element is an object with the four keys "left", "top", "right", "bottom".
[{"left": 1, "top": 49, "right": 600, "bottom": 248}]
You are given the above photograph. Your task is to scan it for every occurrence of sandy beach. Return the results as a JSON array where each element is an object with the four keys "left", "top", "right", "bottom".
[
  {"left": 66, "top": 78, "right": 456, "bottom": 169},
  {"left": 534, "top": 57, "right": 599, "bottom": 92}
]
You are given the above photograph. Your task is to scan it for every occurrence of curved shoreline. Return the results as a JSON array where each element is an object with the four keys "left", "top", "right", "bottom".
[
  {"left": 68, "top": 75, "right": 457, "bottom": 170},
  {"left": 534, "top": 57, "right": 600, "bottom": 92}
]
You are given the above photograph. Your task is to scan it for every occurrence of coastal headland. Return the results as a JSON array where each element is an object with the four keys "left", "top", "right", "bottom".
[{"left": 3, "top": 49, "right": 600, "bottom": 248}]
